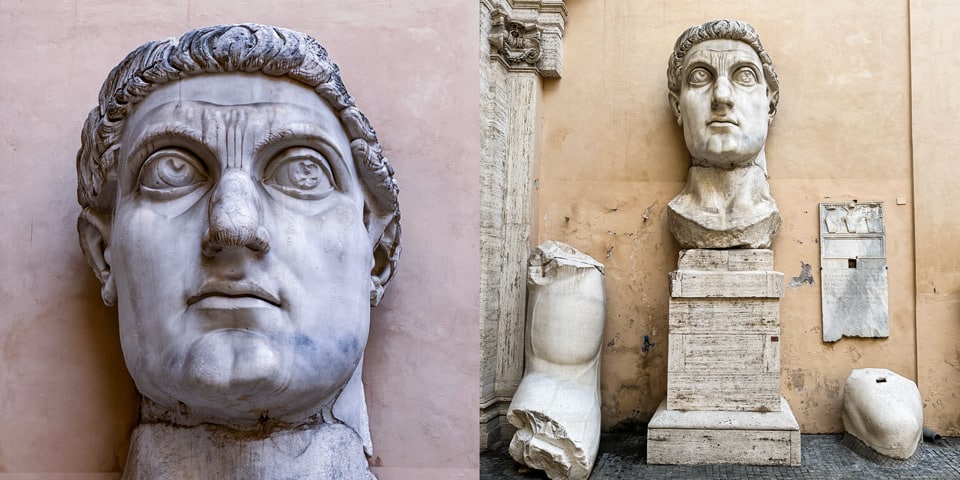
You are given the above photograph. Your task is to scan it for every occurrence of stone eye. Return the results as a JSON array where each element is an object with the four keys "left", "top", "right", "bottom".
[
  {"left": 263, "top": 147, "right": 335, "bottom": 200},
  {"left": 687, "top": 67, "right": 712, "bottom": 86},
  {"left": 733, "top": 67, "right": 759, "bottom": 86},
  {"left": 139, "top": 148, "right": 209, "bottom": 198}
]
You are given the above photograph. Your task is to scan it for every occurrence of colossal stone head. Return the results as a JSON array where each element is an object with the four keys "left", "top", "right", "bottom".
[
  {"left": 664, "top": 19, "right": 782, "bottom": 249},
  {"left": 667, "top": 19, "right": 780, "bottom": 170},
  {"left": 76, "top": 24, "right": 400, "bottom": 450}
]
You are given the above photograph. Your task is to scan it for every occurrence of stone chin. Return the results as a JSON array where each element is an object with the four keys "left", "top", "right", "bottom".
[
  {"left": 181, "top": 329, "right": 285, "bottom": 397},
  {"left": 142, "top": 331, "right": 364, "bottom": 425},
  {"left": 684, "top": 124, "right": 767, "bottom": 170},
  {"left": 689, "top": 134, "right": 767, "bottom": 170}
]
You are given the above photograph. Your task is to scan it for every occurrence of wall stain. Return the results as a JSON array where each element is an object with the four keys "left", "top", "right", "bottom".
[
  {"left": 789, "top": 261, "right": 816, "bottom": 288},
  {"left": 641, "top": 201, "right": 657, "bottom": 223},
  {"left": 641, "top": 335, "right": 655, "bottom": 353},
  {"left": 787, "top": 368, "right": 806, "bottom": 393}
]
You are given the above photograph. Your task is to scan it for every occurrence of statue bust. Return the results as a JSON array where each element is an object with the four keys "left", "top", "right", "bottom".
[
  {"left": 76, "top": 24, "right": 400, "bottom": 479},
  {"left": 666, "top": 19, "right": 781, "bottom": 249}
]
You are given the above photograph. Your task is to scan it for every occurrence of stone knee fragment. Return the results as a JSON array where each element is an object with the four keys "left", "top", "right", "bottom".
[
  {"left": 507, "top": 241, "right": 605, "bottom": 480},
  {"left": 843, "top": 368, "right": 923, "bottom": 460}
]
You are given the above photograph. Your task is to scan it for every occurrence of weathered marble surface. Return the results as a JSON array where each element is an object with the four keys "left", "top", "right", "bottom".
[
  {"left": 507, "top": 241, "right": 605, "bottom": 480},
  {"left": 665, "top": 19, "right": 781, "bottom": 248},
  {"left": 76, "top": 24, "right": 400, "bottom": 479},
  {"left": 668, "top": 166, "right": 780, "bottom": 249},
  {"left": 843, "top": 368, "right": 923, "bottom": 460},
  {"left": 125, "top": 411, "right": 374, "bottom": 480}
]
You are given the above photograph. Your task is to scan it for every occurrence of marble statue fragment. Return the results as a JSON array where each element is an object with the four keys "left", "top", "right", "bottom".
[
  {"left": 666, "top": 19, "right": 781, "bottom": 249},
  {"left": 507, "top": 241, "right": 605, "bottom": 480},
  {"left": 648, "top": 21, "right": 799, "bottom": 466},
  {"left": 843, "top": 368, "right": 923, "bottom": 460},
  {"left": 76, "top": 24, "right": 400, "bottom": 479}
]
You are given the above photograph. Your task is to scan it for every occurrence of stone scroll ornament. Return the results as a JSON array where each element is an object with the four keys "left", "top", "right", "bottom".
[
  {"left": 507, "top": 241, "right": 605, "bottom": 480},
  {"left": 76, "top": 24, "right": 400, "bottom": 479},
  {"left": 666, "top": 19, "right": 782, "bottom": 249}
]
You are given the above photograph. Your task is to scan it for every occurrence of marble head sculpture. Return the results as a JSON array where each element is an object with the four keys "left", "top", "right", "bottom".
[
  {"left": 666, "top": 19, "right": 781, "bottom": 249},
  {"left": 76, "top": 24, "right": 400, "bottom": 478}
]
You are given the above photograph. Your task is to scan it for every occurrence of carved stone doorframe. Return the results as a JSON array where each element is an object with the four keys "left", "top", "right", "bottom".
[{"left": 479, "top": 0, "right": 567, "bottom": 450}]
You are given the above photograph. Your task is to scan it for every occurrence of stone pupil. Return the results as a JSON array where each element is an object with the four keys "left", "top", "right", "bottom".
[
  {"left": 157, "top": 156, "right": 196, "bottom": 187},
  {"left": 289, "top": 160, "right": 319, "bottom": 189}
]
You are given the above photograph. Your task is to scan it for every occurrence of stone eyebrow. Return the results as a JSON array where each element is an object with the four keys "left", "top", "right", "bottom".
[
  {"left": 128, "top": 124, "right": 207, "bottom": 159},
  {"left": 253, "top": 126, "right": 346, "bottom": 160}
]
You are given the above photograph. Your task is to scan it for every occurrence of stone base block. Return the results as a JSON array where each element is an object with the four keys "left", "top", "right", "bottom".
[
  {"left": 670, "top": 270, "right": 784, "bottom": 298},
  {"left": 667, "top": 372, "right": 781, "bottom": 412},
  {"left": 647, "top": 398, "right": 801, "bottom": 466}
]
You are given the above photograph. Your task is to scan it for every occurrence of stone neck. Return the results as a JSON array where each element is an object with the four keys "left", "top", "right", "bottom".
[
  {"left": 122, "top": 418, "right": 375, "bottom": 480},
  {"left": 138, "top": 395, "right": 328, "bottom": 433},
  {"left": 667, "top": 160, "right": 781, "bottom": 249},
  {"left": 691, "top": 149, "right": 768, "bottom": 175}
]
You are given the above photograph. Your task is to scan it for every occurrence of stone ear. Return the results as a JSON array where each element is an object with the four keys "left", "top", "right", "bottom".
[
  {"left": 369, "top": 214, "right": 400, "bottom": 307},
  {"left": 78, "top": 209, "right": 116, "bottom": 306},
  {"left": 669, "top": 92, "right": 682, "bottom": 126},
  {"left": 768, "top": 89, "right": 779, "bottom": 122}
]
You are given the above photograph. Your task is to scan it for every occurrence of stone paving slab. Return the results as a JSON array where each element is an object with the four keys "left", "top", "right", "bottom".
[{"left": 481, "top": 433, "right": 960, "bottom": 479}]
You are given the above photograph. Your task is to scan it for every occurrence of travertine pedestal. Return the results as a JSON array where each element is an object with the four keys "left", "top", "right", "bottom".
[{"left": 647, "top": 249, "right": 800, "bottom": 465}]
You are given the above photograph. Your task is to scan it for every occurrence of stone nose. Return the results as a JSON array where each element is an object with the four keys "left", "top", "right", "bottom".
[
  {"left": 711, "top": 75, "right": 734, "bottom": 109},
  {"left": 202, "top": 169, "right": 271, "bottom": 257}
]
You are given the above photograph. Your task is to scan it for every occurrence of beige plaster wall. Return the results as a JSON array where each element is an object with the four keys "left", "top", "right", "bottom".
[
  {"left": 0, "top": 2, "right": 479, "bottom": 478},
  {"left": 537, "top": 0, "right": 921, "bottom": 433},
  {"left": 911, "top": 0, "right": 960, "bottom": 436}
]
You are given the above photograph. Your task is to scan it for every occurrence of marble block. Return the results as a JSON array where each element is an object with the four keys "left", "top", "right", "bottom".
[
  {"left": 507, "top": 241, "right": 605, "bottom": 480},
  {"left": 647, "top": 398, "right": 801, "bottom": 465},
  {"left": 843, "top": 368, "right": 923, "bottom": 460}
]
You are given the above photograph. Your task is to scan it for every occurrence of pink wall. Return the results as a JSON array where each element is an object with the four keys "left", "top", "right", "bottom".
[{"left": 0, "top": 2, "right": 479, "bottom": 478}]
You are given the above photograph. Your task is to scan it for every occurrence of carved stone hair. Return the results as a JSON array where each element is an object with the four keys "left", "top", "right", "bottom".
[
  {"left": 667, "top": 19, "right": 780, "bottom": 117},
  {"left": 77, "top": 23, "right": 400, "bottom": 304}
]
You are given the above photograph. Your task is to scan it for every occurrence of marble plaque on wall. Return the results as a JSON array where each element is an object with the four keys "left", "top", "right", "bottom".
[{"left": 819, "top": 202, "right": 888, "bottom": 342}]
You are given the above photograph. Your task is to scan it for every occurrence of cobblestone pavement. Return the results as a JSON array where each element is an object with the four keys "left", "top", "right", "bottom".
[{"left": 481, "top": 433, "right": 960, "bottom": 479}]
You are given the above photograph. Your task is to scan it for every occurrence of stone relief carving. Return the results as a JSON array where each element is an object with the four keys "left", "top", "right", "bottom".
[
  {"left": 489, "top": 8, "right": 543, "bottom": 66},
  {"left": 666, "top": 19, "right": 782, "bottom": 249},
  {"left": 507, "top": 241, "right": 605, "bottom": 480},
  {"left": 76, "top": 24, "right": 400, "bottom": 479},
  {"left": 482, "top": 0, "right": 566, "bottom": 77},
  {"left": 819, "top": 201, "right": 888, "bottom": 342}
]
